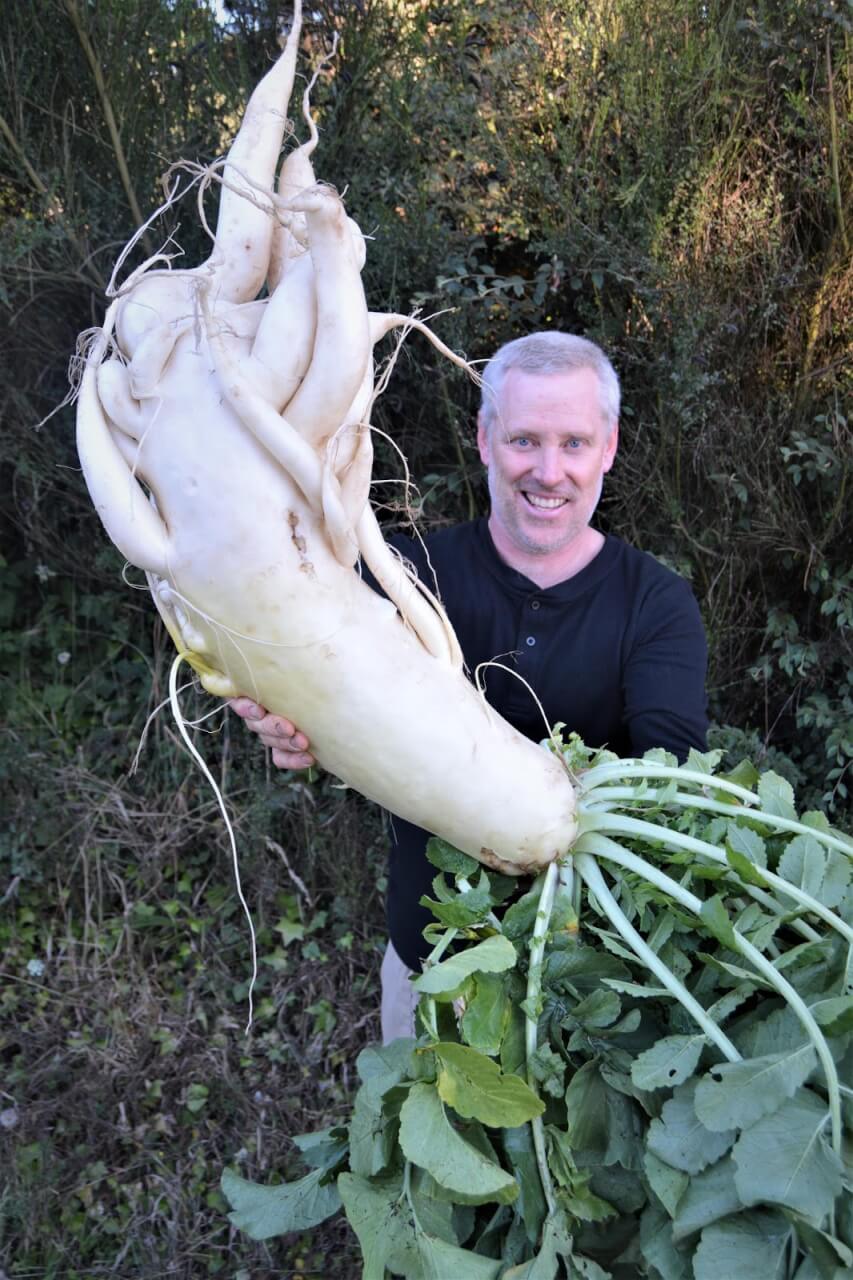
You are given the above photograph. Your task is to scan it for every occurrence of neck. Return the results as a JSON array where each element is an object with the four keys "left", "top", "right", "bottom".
[{"left": 487, "top": 519, "right": 605, "bottom": 589}]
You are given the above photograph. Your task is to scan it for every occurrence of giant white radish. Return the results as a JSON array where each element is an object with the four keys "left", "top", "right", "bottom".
[{"left": 74, "top": 4, "right": 578, "bottom": 875}]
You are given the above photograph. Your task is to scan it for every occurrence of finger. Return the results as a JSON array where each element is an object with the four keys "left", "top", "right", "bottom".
[
  {"left": 271, "top": 747, "right": 316, "bottom": 771},
  {"left": 229, "top": 697, "right": 266, "bottom": 720},
  {"left": 259, "top": 714, "right": 299, "bottom": 740}
]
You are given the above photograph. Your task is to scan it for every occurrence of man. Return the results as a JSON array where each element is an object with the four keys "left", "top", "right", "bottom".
[{"left": 231, "top": 332, "right": 708, "bottom": 1040}]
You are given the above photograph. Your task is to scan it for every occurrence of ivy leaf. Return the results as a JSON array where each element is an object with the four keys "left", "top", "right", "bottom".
[
  {"left": 398, "top": 1082, "right": 518, "bottom": 1204},
  {"left": 693, "top": 1044, "right": 816, "bottom": 1132},
  {"left": 732, "top": 1092, "right": 843, "bottom": 1223},
  {"left": 693, "top": 1210, "right": 792, "bottom": 1280},
  {"left": 646, "top": 1082, "right": 735, "bottom": 1175},
  {"left": 425, "top": 837, "right": 479, "bottom": 878},
  {"left": 412, "top": 935, "right": 517, "bottom": 995},
  {"left": 631, "top": 1034, "right": 704, "bottom": 1090},
  {"left": 432, "top": 1042, "right": 545, "bottom": 1128},
  {"left": 221, "top": 1166, "right": 341, "bottom": 1240}
]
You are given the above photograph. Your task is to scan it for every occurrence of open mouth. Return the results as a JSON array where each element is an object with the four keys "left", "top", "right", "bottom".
[{"left": 522, "top": 492, "right": 569, "bottom": 511}]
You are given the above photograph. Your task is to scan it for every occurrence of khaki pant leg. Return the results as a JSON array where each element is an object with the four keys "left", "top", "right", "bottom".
[{"left": 380, "top": 940, "right": 418, "bottom": 1044}]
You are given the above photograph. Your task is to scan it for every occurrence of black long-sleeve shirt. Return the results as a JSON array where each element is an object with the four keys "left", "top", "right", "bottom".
[{"left": 382, "top": 518, "right": 709, "bottom": 971}]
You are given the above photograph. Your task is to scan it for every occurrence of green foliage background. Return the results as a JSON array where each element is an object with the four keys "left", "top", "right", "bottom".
[{"left": 0, "top": 0, "right": 850, "bottom": 1274}]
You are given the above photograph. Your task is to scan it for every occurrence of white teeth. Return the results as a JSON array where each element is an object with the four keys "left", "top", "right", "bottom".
[{"left": 525, "top": 493, "right": 566, "bottom": 509}]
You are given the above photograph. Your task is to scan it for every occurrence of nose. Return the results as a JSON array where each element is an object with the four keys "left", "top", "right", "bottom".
[{"left": 532, "top": 446, "right": 564, "bottom": 489}]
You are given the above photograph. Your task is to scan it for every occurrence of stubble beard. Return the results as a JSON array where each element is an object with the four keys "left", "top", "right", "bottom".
[{"left": 490, "top": 476, "right": 604, "bottom": 560}]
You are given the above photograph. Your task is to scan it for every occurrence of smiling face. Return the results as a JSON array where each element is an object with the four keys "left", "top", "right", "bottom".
[{"left": 477, "top": 366, "right": 618, "bottom": 583}]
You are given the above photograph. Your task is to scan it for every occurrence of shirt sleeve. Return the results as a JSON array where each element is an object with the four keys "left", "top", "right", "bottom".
[{"left": 622, "top": 571, "right": 709, "bottom": 761}]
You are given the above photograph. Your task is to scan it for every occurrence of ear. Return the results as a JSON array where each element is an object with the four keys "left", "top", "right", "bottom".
[
  {"left": 476, "top": 412, "right": 490, "bottom": 467},
  {"left": 602, "top": 420, "right": 619, "bottom": 473}
]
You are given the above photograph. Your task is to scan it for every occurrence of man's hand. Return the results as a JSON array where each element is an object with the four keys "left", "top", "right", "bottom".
[{"left": 229, "top": 698, "right": 316, "bottom": 770}]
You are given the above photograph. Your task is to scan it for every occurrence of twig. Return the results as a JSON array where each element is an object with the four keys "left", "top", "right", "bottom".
[{"left": 63, "top": 0, "right": 153, "bottom": 255}]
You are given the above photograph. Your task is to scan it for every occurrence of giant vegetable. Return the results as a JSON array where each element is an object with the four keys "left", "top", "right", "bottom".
[
  {"left": 75, "top": 10, "right": 852, "bottom": 1275},
  {"left": 75, "top": 1, "right": 576, "bottom": 876}
]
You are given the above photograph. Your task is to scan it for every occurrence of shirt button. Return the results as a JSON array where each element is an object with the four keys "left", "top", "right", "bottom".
[
  {"left": 530, "top": 599, "right": 541, "bottom": 610},
  {"left": 526, "top": 636, "right": 536, "bottom": 646}
]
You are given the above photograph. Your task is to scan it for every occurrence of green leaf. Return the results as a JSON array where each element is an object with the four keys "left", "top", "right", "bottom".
[
  {"left": 687, "top": 748, "right": 724, "bottom": 774},
  {"left": 356, "top": 1038, "right": 416, "bottom": 1087},
  {"left": 545, "top": 945, "right": 630, "bottom": 992},
  {"left": 417, "top": 1232, "right": 502, "bottom": 1279},
  {"left": 778, "top": 835, "right": 828, "bottom": 900},
  {"left": 812, "top": 995, "right": 853, "bottom": 1037},
  {"left": 603, "top": 979, "right": 670, "bottom": 999},
  {"left": 425, "top": 837, "right": 479, "bottom": 878},
  {"left": 502, "top": 883, "right": 543, "bottom": 941},
  {"left": 778, "top": 836, "right": 850, "bottom": 909},
  {"left": 291, "top": 1125, "right": 349, "bottom": 1172},
  {"left": 725, "top": 847, "right": 768, "bottom": 889},
  {"left": 732, "top": 1092, "right": 843, "bottom": 1223},
  {"left": 640, "top": 1203, "right": 692, "bottom": 1279},
  {"left": 567, "top": 989, "right": 622, "bottom": 1029},
  {"left": 501, "top": 1209, "right": 576, "bottom": 1280},
  {"left": 529, "top": 1043, "right": 566, "bottom": 1099},
  {"left": 221, "top": 1165, "right": 341, "bottom": 1240},
  {"left": 757, "top": 772, "right": 797, "bottom": 820},
  {"left": 693, "top": 1044, "right": 816, "bottom": 1132},
  {"left": 720, "top": 759, "right": 760, "bottom": 791},
  {"left": 693, "top": 1210, "right": 792, "bottom": 1280},
  {"left": 631, "top": 1035, "right": 704, "bottom": 1090},
  {"left": 505, "top": 1122, "right": 547, "bottom": 1243},
  {"left": 412, "top": 935, "right": 517, "bottom": 995},
  {"left": 566, "top": 1062, "right": 644, "bottom": 1170},
  {"left": 461, "top": 971, "right": 511, "bottom": 1055},
  {"left": 725, "top": 822, "right": 767, "bottom": 869},
  {"left": 348, "top": 1082, "right": 398, "bottom": 1177},
  {"left": 643, "top": 1151, "right": 688, "bottom": 1218},
  {"left": 398, "top": 1083, "right": 518, "bottom": 1204},
  {"left": 337, "top": 1173, "right": 427, "bottom": 1279},
  {"left": 419, "top": 895, "right": 488, "bottom": 928},
  {"left": 433, "top": 1042, "right": 544, "bottom": 1128},
  {"left": 564, "top": 1062, "right": 608, "bottom": 1157},
  {"left": 646, "top": 1082, "right": 736, "bottom": 1175},
  {"left": 699, "top": 896, "right": 738, "bottom": 949},
  {"left": 671, "top": 1156, "right": 741, "bottom": 1240}
]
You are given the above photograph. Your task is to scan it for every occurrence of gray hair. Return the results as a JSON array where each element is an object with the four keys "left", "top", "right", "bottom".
[{"left": 479, "top": 332, "right": 620, "bottom": 433}]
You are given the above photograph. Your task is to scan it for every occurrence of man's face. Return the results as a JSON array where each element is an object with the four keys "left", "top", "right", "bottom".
[{"left": 477, "top": 366, "right": 618, "bottom": 561}]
